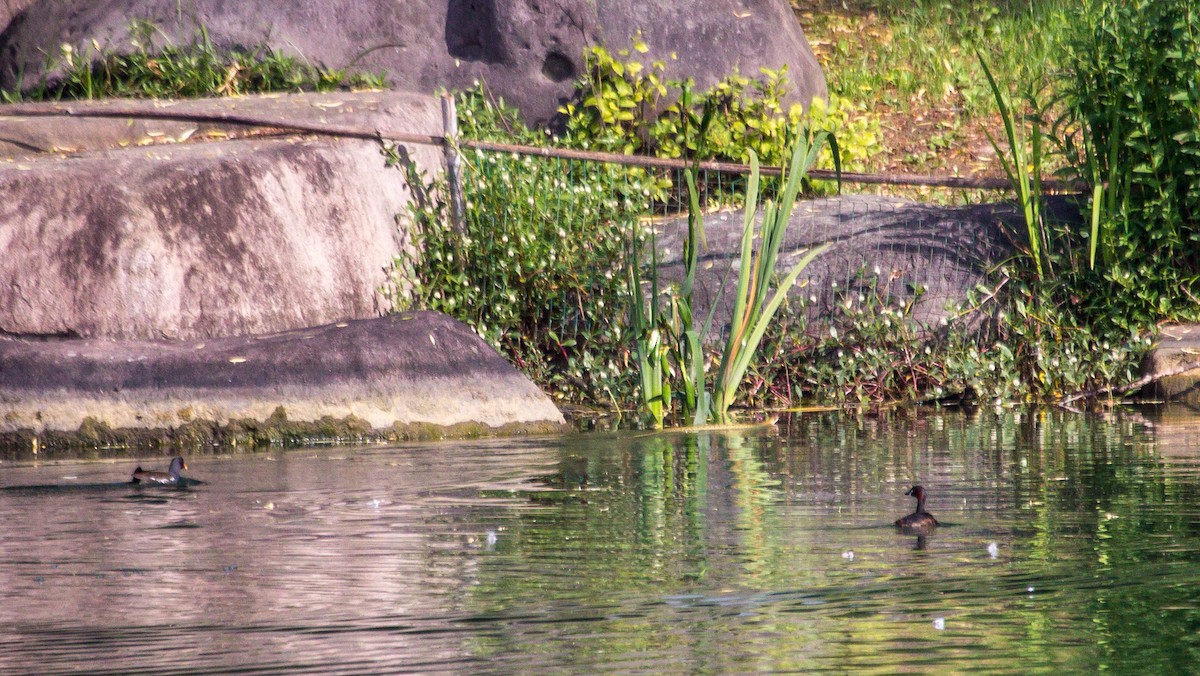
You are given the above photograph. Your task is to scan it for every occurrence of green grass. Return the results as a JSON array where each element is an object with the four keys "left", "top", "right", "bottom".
[
  {"left": 795, "top": 0, "right": 1079, "bottom": 178},
  {"left": 799, "top": 0, "right": 1074, "bottom": 117}
]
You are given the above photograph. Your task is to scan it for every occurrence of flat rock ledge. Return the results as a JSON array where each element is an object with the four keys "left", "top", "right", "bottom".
[
  {"left": 1141, "top": 324, "right": 1200, "bottom": 405},
  {"left": 0, "top": 312, "right": 566, "bottom": 459}
]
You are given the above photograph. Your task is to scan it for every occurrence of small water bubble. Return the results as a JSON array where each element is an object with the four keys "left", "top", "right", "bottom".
[
  {"left": 987, "top": 542, "right": 999, "bottom": 559},
  {"left": 933, "top": 617, "right": 945, "bottom": 630}
]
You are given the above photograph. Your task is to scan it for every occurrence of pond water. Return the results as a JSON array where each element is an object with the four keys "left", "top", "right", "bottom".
[{"left": 2, "top": 408, "right": 1199, "bottom": 673}]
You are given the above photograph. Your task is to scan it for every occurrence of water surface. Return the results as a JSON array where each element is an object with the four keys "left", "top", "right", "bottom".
[{"left": 2, "top": 408, "right": 1199, "bottom": 673}]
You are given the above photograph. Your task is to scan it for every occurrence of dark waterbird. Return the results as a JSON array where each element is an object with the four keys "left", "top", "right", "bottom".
[
  {"left": 131, "top": 457, "right": 187, "bottom": 485},
  {"left": 895, "top": 485, "right": 939, "bottom": 533}
]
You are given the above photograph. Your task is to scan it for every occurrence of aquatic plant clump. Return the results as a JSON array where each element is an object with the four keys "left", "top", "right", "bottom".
[{"left": 396, "top": 26, "right": 1164, "bottom": 414}]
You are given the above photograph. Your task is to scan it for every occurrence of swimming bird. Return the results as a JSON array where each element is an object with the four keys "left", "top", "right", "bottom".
[
  {"left": 131, "top": 456, "right": 187, "bottom": 484},
  {"left": 895, "top": 485, "right": 939, "bottom": 532}
]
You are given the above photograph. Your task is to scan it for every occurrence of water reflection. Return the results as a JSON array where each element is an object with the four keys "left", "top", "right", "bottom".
[{"left": 1, "top": 409, "right": 1198, "bottom": 672}]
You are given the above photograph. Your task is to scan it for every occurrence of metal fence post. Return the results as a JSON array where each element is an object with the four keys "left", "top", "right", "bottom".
[{"left": 441, "top": 93, "right": 467, "bottom": 234}]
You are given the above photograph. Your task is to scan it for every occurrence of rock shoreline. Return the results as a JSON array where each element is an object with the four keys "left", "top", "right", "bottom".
[{"left": 0, "top": 313, "right": 568, "bottom": 458}]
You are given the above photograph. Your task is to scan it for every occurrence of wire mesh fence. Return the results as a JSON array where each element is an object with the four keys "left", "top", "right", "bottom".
[{"left": 453, "top": 141, "right": 1020, "bottom": 336}]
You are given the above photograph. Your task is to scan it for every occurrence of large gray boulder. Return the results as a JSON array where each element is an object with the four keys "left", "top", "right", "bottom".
[
  {"left": 0, "top": 0, "right": 826, "bottom": 126},
  {"left": 0, "top": 91, "right": 441, "bottom": 340},
  {"left": 0, "top": 91, "right": 570, "bottom": 446},
  {"left": 0, "top": 0, "right": 34, "bottom": 33},
  {"left": 651, "top": 195, "right": 1078, "bottom": 339},
  {"left": 0, "top": 312, "right": 567, "bottom": 448}
]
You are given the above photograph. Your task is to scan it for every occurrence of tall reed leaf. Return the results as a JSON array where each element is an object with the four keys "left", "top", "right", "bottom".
[
  {"left": 711, "top": 138, "right": 831, "bottom": 423},
  {"left": 630, "top": 232, "right": 670, "bottom": 428},
  {"left": 979, "top": 50, "right": 1049, "bottom": 281}
]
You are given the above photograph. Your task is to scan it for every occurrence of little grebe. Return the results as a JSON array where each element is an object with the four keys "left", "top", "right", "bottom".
[
  {"left": 132, "top": 456, "right": 187, "bottom": 484},
  {"left": 895, "top": 485, "right": 939, "bottom": 531}
]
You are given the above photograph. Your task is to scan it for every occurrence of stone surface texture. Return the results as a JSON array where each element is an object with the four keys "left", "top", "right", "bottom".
[
  {"left": 0, "top": 0, "right": 826, "bottom": 126},
  {"left": 1140, "top": 324, "right": 1200, "bottom": 403},
  {"left": 0, "top": 312, "right": 566, "bottom": 434},
  {"left": 653, "top": 194, "right": 1040, "bottom": 338},
  {"left": 0, "top": 0, "right": 33, "bottom": 34},
  {"left": 0, "top": 91, "right": 442, "bottom": 341}
]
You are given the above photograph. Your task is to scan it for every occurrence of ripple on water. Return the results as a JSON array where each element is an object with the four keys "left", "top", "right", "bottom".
[{"left": 1, "top": 411, "right": 1199, "bottom": 672}]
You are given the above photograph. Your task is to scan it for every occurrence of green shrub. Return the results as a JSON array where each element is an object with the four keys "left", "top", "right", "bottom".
[
  {"left": 1058, "top": 0, "right": 1200, "bottom": 329},
  {"left": 559, "top": 42, "right": 880, "bottom": 173},
  {"left": 405, "top": 61, "right": 875, "bottom": 409},
  {"left": 395, "top": 93, "right": 661, "bottom": 405},
  {"left": 405, "top": 33, "right": 1161, "bottom": 411}
]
